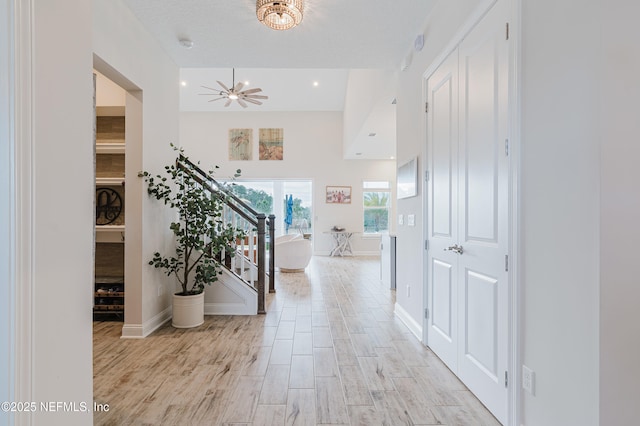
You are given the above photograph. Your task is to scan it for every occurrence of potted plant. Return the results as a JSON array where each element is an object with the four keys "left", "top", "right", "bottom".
[{"left": 140, "top": 145, "right": 243, "bottom": 328}]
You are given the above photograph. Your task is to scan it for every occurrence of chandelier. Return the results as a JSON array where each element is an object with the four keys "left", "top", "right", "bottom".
[{"left": 256, "top": 0, "right": 304, "bottom": 31}]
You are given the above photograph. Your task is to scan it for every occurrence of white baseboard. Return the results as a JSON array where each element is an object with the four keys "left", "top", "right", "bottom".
[
  {"left": 394, "top": 303, "right": 423, "bottom": 341},
  {"left": 121, "top": 306, "right": 171, "bottom": 338}
]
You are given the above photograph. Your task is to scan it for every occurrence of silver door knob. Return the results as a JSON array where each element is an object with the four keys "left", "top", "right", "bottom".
[{"left": 444, "top": 244, "right": 464, "bottom": 254}]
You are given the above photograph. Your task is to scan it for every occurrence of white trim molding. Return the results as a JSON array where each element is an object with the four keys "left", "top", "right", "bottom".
[
  {"left": 394, "top": 303, "right": 422, "bottom": 341},
  {"left": 121, "top": 307, "right": 172, "bottom": 339},
  {"left": 13, "top": 1, "right": 35, "bottom": 424},
  {"left": 1, "top": 0, "right": 15, "bottom": 419}
]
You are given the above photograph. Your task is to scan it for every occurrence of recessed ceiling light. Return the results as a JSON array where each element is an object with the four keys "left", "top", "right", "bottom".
[
  {"left": 390, "top": 156, "right": 395, "bottom": 160},
  {"left": 244, "top": 81, "right": 250, "bottom": 86},
  {"left": 180, "top": 81, "right": 187, "bottom": 87},
  {"left": 313, "top": 81, "right": 319, "bottom": 87}
]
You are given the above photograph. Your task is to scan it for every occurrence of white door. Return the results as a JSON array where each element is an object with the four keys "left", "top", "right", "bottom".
[
  {"left": 426, "top": 49, "right": 460, "bottom": 373},
  {"left": 426, "top": 1, "right": 510, "bottom": 423},
  {"left": 457, "top": 1, "right": 509, "bottom": 421}
]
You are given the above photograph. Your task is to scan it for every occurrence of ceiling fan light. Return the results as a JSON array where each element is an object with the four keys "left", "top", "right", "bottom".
[
  {"left": 201, "top": 68, "right": 268, "bottom": 108},
  {"left": 256, "top": 0, "right": 304, "bottom": 31}
]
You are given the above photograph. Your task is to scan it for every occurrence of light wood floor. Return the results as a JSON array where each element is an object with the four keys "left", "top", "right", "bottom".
[{"left": 94, "top": 256, "right": 500, "bottom": 426}]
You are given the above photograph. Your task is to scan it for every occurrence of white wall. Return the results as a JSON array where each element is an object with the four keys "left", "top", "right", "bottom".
[
  {"left": 600, "top": 2, "right": 640, "bottom": 424},
  {"left": 93, "top": 0, "right": 179, "bottom": 336},
  {"left": 180, "top": 111, "right": 395, "bottom": 255},
  {"left": 396, "top": 0, "right": 604, "bottom": 425},
  {"left": 520, "top": 1, "right": 600, "bottom": 424},
  {"left": 31, "top": 1, "right": 94, "bottom": 423}
]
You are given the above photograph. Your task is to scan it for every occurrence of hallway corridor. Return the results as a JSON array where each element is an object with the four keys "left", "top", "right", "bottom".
[{"left": 93, "top": 256, "right": 500, "bottom": 425}]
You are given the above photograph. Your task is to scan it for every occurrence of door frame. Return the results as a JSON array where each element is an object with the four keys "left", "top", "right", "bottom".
[
  {"left": 420, "top": 0, "right": 522, "bottom": 424},
  {"left": 4, "top": 0, "right": 36, "bottom": 422}
]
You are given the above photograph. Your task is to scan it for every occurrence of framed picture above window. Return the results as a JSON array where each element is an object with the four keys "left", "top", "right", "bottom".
[{"left": 326, "top": 186, "right": 351, "bottom": 204}]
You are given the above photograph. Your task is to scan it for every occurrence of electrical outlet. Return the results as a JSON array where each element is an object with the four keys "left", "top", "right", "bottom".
[{"left": 522, "top": 365, "right": 535, "bottom": 395}]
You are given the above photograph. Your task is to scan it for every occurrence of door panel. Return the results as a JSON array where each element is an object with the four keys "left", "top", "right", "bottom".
[
  {"left": 464, "top": 269, "right": 498, "bottom": 377},
  {"left": 427, "top": 49, "right": 459, "bottom": 372},
  {"left": 432, "top": 74, "right": 455, "bottom": 238},
  {"left": 457, "top": 0, "right": 509, "bottom": 422},
  {"left": 462, "top": 23, "right": 501, "bottom": 244},
  {"left": 432, "top": 259, "right": 454, "bottom": 340}
]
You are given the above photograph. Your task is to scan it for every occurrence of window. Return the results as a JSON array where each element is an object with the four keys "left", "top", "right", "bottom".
[
  {"left": 363, "top": 181, "right": 390, "bottom": 234},
  {"left": 229, "top": 180, "right": 313, "bottom": 237}
]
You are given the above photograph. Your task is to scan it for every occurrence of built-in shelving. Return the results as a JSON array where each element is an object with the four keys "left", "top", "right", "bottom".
[
  {"left": 96, "top": 141, "right": 125, "bottom": 154},
  {"left": 94, "top": 109, "right": 126, "bottom": 320}
]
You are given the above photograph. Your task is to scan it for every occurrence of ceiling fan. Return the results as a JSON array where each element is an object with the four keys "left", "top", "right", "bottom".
[{"left": 199, "top": 69, "right": 268, "bottom": 108}]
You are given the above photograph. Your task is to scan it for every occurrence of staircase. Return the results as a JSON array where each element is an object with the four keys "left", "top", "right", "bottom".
[{"left": 177, "top": 155, "right": 275, "bottom": 314}]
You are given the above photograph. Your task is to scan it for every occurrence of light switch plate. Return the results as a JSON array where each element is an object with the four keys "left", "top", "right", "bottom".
[
  {"left": 398, "top": 214, "right": 404, "bottom": 225},
  {"left": 408, "top": 214, "right": 415, "bottom": 226}
]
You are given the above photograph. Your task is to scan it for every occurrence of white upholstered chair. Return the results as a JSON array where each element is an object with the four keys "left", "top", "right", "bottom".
[{"left": 274, "top": 234, "right": 312, "bottom": 272}]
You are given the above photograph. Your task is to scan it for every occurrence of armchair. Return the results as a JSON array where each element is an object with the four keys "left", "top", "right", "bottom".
[{"left": 275, "top": 234, "right": 312, "bottom": 272}]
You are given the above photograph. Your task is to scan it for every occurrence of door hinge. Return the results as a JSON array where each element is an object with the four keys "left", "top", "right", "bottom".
[
  {"left": 425, "top": 308, "right": 429, "bottom": 319},
  {"left": 505, "top": 254, "right": 509, "bottom": 272},
  {"left": 425, "top": 102, "right": 429, "bottom": 113},
  {"left": 425, "top": 240, "right": 429, "bottom": 251},
  {"left": 425, "top": 170, "right": 430, "bottom": 181},
  {"left": 505, "top": 139, "right": 509, "bottom": 156},
  {"left": 506, "top": 22, "right": 510, "bottom": 40},
  {"left": 505, "top": 371, "right": 508, "bottom": 387}
]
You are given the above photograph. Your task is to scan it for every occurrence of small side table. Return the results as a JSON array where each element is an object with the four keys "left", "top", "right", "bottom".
[{"left": 326, "top": 231, "right": 356, "bottom": 256}]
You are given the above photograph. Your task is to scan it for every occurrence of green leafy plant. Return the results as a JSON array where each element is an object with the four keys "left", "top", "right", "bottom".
[{"left": 140, "top": 145, "right": 244, "bottom": 295}]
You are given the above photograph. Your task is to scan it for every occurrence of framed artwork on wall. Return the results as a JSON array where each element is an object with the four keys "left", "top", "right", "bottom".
[
  {"left": 229, "top": 128, "right": 253, "bottom": 161},
  {"left": 259, "top": 128, "right": 283, "bottom": 160},
  {"left": 326, "top": 186, "right": 351, "bottom": 204}
]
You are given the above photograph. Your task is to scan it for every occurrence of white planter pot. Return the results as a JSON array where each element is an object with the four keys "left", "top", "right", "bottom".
[{"left": 172, "top": 292, "right": 204, "bottom": 328}]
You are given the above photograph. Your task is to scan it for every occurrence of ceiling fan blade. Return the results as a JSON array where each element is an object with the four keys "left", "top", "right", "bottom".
[
  {"left": 201, "top": 85, "right": 222, "bottom": 92},
  {"left": 224, "top": 99, "right": 232, "bottom": 107},
  {"left": 216, "top": 80, "right": 230, "bottom": 92},
  {"left": 237, "top": 98, "right": 248, "bottom": 108},
  {"left": 247, "top": 94, "right": 268, "bottom": 100},
  {"left": 207, "top": 97, "right": 227, "bottom": 102},
  {"left": 233, "top": 82, "right": 244, "bottom": 92},
  {"left": 239, "top": 88, "right": 262, "bottom": 95},
  {"left": 244, "top": 98, "right": 263, "bottom": 105}
]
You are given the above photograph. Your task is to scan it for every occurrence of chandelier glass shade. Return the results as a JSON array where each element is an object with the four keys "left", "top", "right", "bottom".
[{"left": 256, "top": 0, "right": 304, "bottom": 31}]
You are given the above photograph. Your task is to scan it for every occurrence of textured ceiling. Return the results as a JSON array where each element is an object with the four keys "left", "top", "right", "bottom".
[
  {"left": 123, "top": 0, "right": 436, "bottom": 69},
  {"left": 122, "top": 0, "right": 437, "bottom": 159}
]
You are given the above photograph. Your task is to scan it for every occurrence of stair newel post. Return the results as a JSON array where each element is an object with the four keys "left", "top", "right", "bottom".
[
  {"left": 268, "top": 214, "right": 276, "bottom": 293},
  {"left": 257, "top": 213, "right": 266, "bottom": 314}
]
